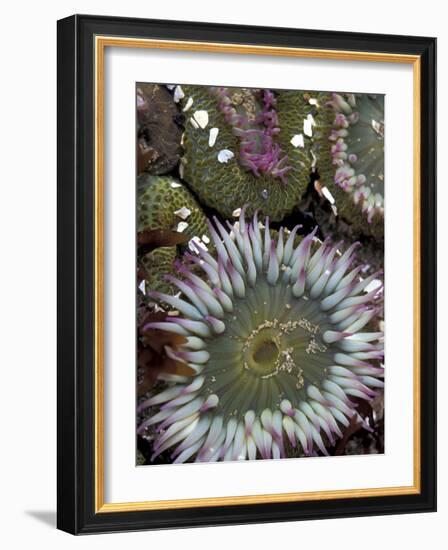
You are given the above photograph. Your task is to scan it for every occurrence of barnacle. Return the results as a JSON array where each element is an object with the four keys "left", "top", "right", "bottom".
[
  {"left": 313, "top": 93, "right": 384, "bottom": 237},
  {"left": 179, "top": 86, "right": 314, "bottom": 222},
  {"left": 138, "top": 210, "right": 384, "bottom": 463}
]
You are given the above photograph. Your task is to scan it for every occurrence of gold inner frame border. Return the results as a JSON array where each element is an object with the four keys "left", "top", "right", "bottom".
[{"left": 94, "top": 36, "right": 421, "bottom": 513}]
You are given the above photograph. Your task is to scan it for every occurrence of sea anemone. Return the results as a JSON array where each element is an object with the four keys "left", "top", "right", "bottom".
[
  {"left": 179, "top": 86, "right": 314, "bottom": 221},
  {"left": 138, "top": 174, "right": 209, "bottom": 239},
  {"left": 138, "top": 210, "right": 384, "bottom": 463},
  {"left": 313, "top": 93, "right": 384, "bottom": 236},
  {"left": 137, "top": 84, "right": 183, "bottom": 175},
  {"left": 329, "top": 94, "right": 384, "bottom": 223},
  {"left": 138, "top": 174, "right": 210, "bottom": 294}
]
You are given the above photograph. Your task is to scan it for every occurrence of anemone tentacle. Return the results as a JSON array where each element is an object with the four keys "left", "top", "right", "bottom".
[{"left": 139, "top": 210, "right": 384, "bottom": 462}]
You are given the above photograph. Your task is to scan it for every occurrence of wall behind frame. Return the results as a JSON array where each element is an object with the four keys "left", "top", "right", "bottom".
[{"left": 0, "top": 0, "right": 443, "bottom": 547}]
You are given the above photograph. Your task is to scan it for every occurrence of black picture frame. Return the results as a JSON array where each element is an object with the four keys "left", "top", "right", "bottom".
[{"left": 57, "top": 14, "right": 436, "bottom": 534}]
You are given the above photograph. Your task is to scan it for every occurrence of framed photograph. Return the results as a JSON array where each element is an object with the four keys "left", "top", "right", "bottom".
[{"left": 57, "top": 14, "right": 436, "bottom": 534}]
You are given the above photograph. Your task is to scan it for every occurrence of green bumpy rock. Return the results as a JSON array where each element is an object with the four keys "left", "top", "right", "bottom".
[{"left": 180, "top": 86, "right": 314, "bottom": 222}]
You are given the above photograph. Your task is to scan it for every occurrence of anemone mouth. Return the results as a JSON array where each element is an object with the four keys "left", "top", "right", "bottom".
[
  {"left": 203, "top": 277, "right": 332, "bottom": 417},
  {"left": 139, "top": 209, "right": 384, "bottom": 463},
  {"left": 213, "top": 87, "right": 291, "bottom": 183},
  {"left": 247, "top": 332, "right": 280, "bottom": 372}
]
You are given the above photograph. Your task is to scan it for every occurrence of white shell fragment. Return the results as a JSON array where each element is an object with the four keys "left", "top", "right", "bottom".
[
  {"left": 179, "top": 160, "right": 185, "bottom": 179},
  {"left": 364, "top": 278, "right": 383, "bottom": 294},
  {"left": 138, "top": 279, "right": 146, "bottom": 295},
  {"left": 173, "top": 85, "right": 185, "bottom": 103},
  {"left": 170, "top": 181, "right": 182, "bottom": 188},
  {"left": 190, "top": 117, "right": 200, "bottom": 129},
  {"left": 202, "top": 234, "right": 210, "bottom": 244},
  {"left": 176, "top": 221, "right": 189, "bottom": 233},
  {"left": 308, "top": 97, "right": 318, "bottom": 105},
  {"left": 165, "top": 84, "right": 176, "bottom": 90},
  {"left": 303, "top": 114, "right": 315, "bottom": 137},
  {"left": 232, "top": 208, "right": 242, "bottom": 217},
  {"left": 174, "top": 207, "right": 192, "bottom": 220},
  {"left": 192, "top": 110, "right": 209, "bottom": 129},
  {"left": 311, "top": 149, "right": 317, "bottom": 169},
  {"left": 303, "top": 118, "right": 312, "bottom": 137},
  {"left": 371, "top": 118, "right": 384, "bottom": 137},
  {"left": 217, "top": 149, "right": 234, "bottom": 163},
  {"left": 290, "top": 134, "right": 305, "bottom": 148},
  {"left": 208, "top": 127, "right": 219, "bottom": 147},
  {"left": 321, "top": 186, "right": 335, "bottom": 205},
  {"left": 188, "top": 236, "right": 208, "bottom": 252},
  {"left": 182, "top": 97, "right": 194, "bottom": 112}
]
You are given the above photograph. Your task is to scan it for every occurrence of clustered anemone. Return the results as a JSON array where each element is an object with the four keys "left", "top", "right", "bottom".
[
  {"left": 138, "top": 209, "right": 384, "bottom": 463},
  {"left": 179, "top": 86, "right": 313, "bottom": 222},
  {"left": 325, "top": 93, "right": 385, "bottom": 224}
]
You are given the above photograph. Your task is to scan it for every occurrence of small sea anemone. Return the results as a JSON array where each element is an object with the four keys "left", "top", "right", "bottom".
[
  {"left": 179, "top": 86, "right": 314, "bottom": 222},
  {"left": 138, "top": 210, "right": 384, "bottom": 463},
  {"left": 329, "top": 94, "right": 384, "bottom": 223},
  {"left": 313, "top": 93, "right": 384, "bottom": 236},
  {"left": 137, "top": 84, "right": 183, "bottom": 175},
  {"left": 138, "top": 174, "right": 210, "bottom": 294},
  {"left": 138, "top": 174, "right": 209, "bottom": 239}
]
